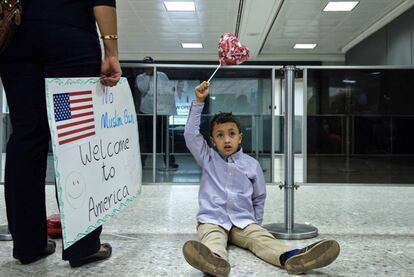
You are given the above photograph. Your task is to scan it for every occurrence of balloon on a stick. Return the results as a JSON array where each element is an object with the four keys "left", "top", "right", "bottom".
[{"left": 207, "top": 33, "right": 250, "bottom": 83}]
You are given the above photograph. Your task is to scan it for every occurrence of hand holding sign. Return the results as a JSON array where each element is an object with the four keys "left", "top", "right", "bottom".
[{"left": 208, "top": 33, "right": 250, "bottom": 82}]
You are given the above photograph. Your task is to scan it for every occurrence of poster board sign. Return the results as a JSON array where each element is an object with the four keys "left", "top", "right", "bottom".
[{"left": 45, "top": 77, "right": 141, "bottom": 249}]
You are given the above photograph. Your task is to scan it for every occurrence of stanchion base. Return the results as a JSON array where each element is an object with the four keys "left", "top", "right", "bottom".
[
  {"left": 263, "top": 223, "right": 318, "bottom": 240},
  {"left": 0, "top": 225, "right": 12, "bottom": 241}
]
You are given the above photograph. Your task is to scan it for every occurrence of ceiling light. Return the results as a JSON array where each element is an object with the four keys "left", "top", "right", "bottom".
[
  {"left": 369, "top": 71, "right": 381, "bottom": 75},
  {"left": 164, "top": 1, "right": 195, "bottom": 12},
  {"left": 342, "top": 79, "right": 356, "bottom": 84},
  {"left": 294, "top": 44, "right": 317, "bottom": 49},
  {"left": 323, "top": 1, "right": 359, "bottom": 12},
  {"left": 181, "top": 43, "right": 203, "bottom": 48}
]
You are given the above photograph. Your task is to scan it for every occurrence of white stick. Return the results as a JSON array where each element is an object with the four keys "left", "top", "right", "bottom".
[{"left": 207, "top": 64, "right": 221, "bottom": 83}]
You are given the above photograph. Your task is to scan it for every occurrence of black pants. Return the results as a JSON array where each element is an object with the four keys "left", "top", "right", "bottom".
[{"left": 0, "top": 20, "right": 102, "bottom": 261}]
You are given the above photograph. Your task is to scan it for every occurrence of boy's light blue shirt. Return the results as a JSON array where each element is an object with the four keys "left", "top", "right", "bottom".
[{"left": 184, "top": 101, "right": 266, "bottom": 231}]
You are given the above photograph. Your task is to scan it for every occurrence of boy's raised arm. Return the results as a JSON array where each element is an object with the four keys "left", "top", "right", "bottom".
[{"left": 184, "top": 82, "right": 211, "bottom": 167}]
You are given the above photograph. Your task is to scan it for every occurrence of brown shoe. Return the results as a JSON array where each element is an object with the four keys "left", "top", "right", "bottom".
[
  {"left": 285, "top": 239, "right": 340, "bottom": 275},
  {"left": 183, "top": 240, "right": 230, "bottom": 277},
  {"left": 69, "top": 243, "right": 112, "bottom": 268}
]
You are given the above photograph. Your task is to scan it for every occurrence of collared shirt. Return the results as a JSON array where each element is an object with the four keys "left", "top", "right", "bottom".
[{"left": 184, "top": 101, "right": 266, "bottom": 231}]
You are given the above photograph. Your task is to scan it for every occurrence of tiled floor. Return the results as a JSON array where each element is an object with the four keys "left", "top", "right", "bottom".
[{"left": 0, "top": 184, "right": 413, "bottom": 276}]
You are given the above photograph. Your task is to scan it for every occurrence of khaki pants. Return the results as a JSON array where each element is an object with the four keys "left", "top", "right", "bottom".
[{"left": 197, "top": 223, "right": 291, "bottom": 267}]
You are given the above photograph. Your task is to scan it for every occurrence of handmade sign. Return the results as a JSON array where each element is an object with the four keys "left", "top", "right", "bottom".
[
  {"left": 45, "top": 77, "right": 142, "bottom": 249},
  {"left": 208, "top": 33, "right": 250, "bottom": 82}
]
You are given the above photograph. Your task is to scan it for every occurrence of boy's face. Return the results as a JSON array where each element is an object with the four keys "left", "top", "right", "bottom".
[{"left": 210, "top": 122, "right": 243, "bottom": 157}]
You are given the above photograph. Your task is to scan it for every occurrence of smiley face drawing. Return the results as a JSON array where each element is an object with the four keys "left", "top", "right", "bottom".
[{"left": 64, "top": 171, "right": 87, "bottom": 209}]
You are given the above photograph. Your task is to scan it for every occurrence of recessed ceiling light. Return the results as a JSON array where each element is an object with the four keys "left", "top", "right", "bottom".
[
  {"left": 181, "top": 43, "right": 203, "bottom": 48},
  {"left": 323, "top": 1, "right": 359, "bottom": 12},
  {"left": 164, "top": 1, "right": 195, "bottom": 12},
  {"left": 294, "top": 44, "right": 317, "bottom": 49},
  {"left": 342, "top": 79, "right": 356, "bottom": 84}
]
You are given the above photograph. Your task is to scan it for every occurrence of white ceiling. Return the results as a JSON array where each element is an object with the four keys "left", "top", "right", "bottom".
[{"left": 117, "top": 0, "right": 414, "bottom": 63}]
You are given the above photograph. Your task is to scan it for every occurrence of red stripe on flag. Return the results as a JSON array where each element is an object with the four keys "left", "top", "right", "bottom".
[
  {"left": 57, "top": 125, "right": 95, "bottom": 138},
  {"left": 59, "top": 131, "right": 96, "bottom": 145},
  {"left": 57, "top": 118, "right": 94, "bottom": 130},
  {"left": 71, "top": 111, "right": 94, "bottom": 118},
  {"left": 70, "top": 97, "right": 93, "bottom": 104},
  {"left": 69, "top": 90, "right": 92, "bottom": 96},
  {"left": 71, "top": 104, "right": 93, "bottom": 111}
]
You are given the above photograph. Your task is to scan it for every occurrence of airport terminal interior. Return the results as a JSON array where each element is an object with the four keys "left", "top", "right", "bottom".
[{"left": 1, "top": 0, "right": 414, "bottom": 276}]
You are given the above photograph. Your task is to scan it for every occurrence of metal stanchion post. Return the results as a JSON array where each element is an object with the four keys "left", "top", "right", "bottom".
[
  {"left": 264, "top": 66, "right": 318, "bottom": 240},
  {"left": 158, "top": 115, "right": 176, "bottom": 172},
  {"left": 152, "top": 66, "right": 157, "bottom": 182}
]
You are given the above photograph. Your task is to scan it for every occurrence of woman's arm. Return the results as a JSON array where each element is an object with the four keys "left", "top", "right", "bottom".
[{"left": 93, "top": 5, "right": 122, "bottom": 86}]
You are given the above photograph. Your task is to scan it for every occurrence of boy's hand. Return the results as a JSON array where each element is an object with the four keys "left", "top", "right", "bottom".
[{"left": 195, "top": 81, "right": 209, "bottom": 102}]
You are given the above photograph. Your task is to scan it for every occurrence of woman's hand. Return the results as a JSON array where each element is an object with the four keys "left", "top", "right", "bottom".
[{"left": 100, "top": 55, "right": 122, "bottom": 87}]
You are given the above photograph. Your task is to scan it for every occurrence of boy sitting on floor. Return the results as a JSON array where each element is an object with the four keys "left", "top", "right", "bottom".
[{"left": 182, "top": 81, "right": 340, "bottom": 276}]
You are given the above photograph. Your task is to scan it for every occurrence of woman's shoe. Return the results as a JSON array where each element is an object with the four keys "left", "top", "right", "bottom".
[
  {"left": 69, "top": 243, "right": 112, "bottom": 268},
  {"left": 19, "top": 239, "right": 56, "bottom": 265}
]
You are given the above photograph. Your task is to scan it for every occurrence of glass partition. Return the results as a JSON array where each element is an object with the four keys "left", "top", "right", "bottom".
[
  {"left": 305, "top": 68, "right": 414, "bottom": 184},
  {"left": 2, "top": 65, "right": 413, "bottom": 185},
  {"left": 123, "top": 66, "right": 155, "bottom": 182},
  {"left": 123, "top": 65, "right": 274, "bottom": 183},
  {"left": 273, "top": 70, "right": 305, "bottom": 184}
]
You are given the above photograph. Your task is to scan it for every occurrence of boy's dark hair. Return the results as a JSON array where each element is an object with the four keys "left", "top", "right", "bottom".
[{"left": 210, "top": 112, "right": 242, "bottom": 136}]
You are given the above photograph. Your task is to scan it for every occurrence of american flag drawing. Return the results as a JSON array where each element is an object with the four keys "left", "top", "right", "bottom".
[{"left": 53, "top": 90, "right": 96, "bottom": 146}]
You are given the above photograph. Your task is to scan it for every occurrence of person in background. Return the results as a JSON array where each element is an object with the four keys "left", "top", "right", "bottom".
[
  {"left": 175, "top": 80, "right": 185, "bottom": 100},
  {"left": 182, "top": 81, "right": 340, "bottom": 276},
  {"left": 0, "top": 0, "right": 121, "bottom": 267},
  {"left": 135, "top": 56, "right": 178, "bottom": 169}
]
